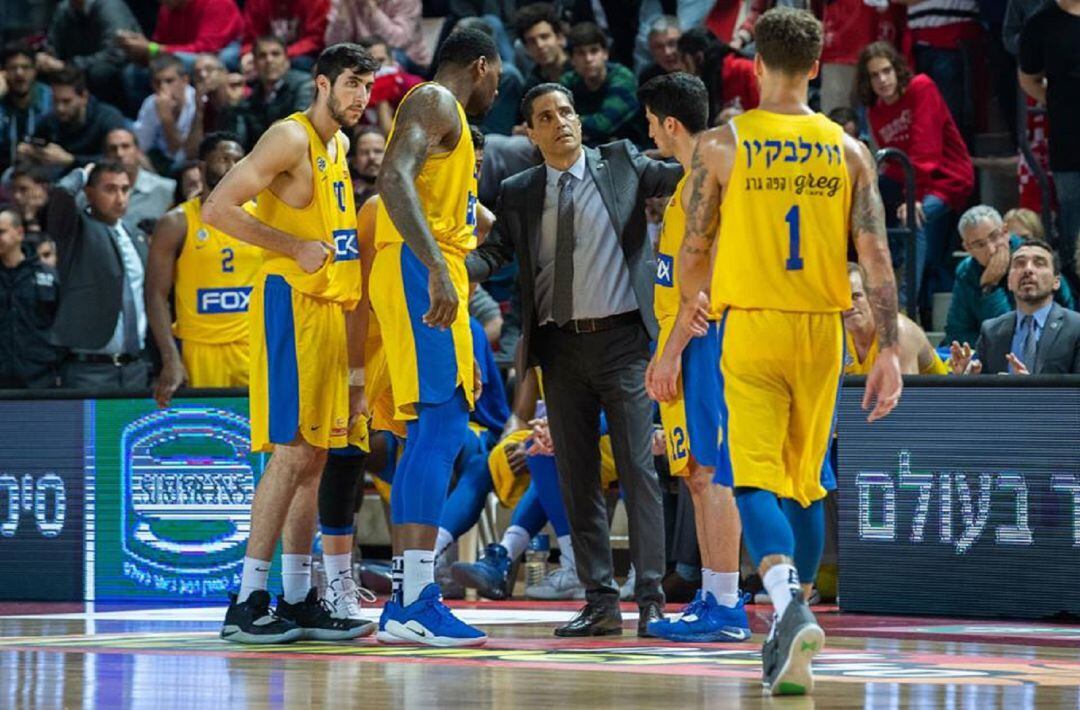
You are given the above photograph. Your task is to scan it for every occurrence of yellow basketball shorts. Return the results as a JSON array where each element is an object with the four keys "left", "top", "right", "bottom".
[
  {"left": 656, "top": 320, "right": 721, "bottom": 476},
  {"left": 181, "top": 339, "right": 249, "bottom": 388},
  {"left": 714, "top": 308, "right": 844, "bottom": 507},
  {"left": 248, "top": 273, "right": 351, "bottom": 453}
]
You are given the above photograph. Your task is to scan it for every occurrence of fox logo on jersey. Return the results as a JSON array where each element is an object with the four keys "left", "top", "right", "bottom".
[{"left": 198, "top": 287, "right": 253, "bottom": 314}]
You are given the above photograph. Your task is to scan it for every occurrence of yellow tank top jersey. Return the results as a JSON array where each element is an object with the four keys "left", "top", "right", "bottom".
[
  {"left": 173, "top": 197, "right": 263, "bottom": 344},
  {"left": 374, "top": 83, "right": 478, "bottom": 259},
  {"left": 252, "top": 112, "right": 361, "bottom": 308},
  {"left": 713, "top": 110, "right": 851, "bottom": 313},
  {"left": 844, "top": 329, "right": 949, "bottom": 375},
  {"left": 654, "top": 174, "right": 723, "bottom": 326}
]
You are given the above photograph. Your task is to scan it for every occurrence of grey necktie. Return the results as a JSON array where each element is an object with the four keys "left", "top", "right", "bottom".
[
  {"left": 552, "top": 172, "right": 575, "bottom": 326},
  {"left": 1020, "top": 315, "right": 1037, "bottom": 371},
  {"left": 110, "top": 227, "right": 140, "bottom": 355}
]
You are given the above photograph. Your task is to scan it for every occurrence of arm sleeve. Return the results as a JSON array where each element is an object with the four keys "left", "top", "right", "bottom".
[
  {"left": 904, "top": 80, "right": 948, "bottom": 200},
  {"left": 133, "top": 99, "right": 158, "bottom": 154},
  {"left": 1002, "top": 0, "right": 1025, "bottom": 57},
  {"left": 1018, "top": 12, "right": 1045, "bottom": 75},
  {"left": 45, "top": 180, "right": 81, "bottom": 267},
  {"left": 467, "top": 186, "right": 516, "bottom": 282},
  {"left": 631, "top": 142, "right": 683, "bottom": 197}
]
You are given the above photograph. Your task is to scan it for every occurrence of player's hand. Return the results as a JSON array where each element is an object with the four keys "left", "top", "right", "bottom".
[
  {"left": 676, "top": 291, "right": 710, "bottom": 339},
  {"left": 1005, "top": 352, "right": 1031, "bottom": 375},
  {"left": 154, "top": 359, "right": 187, "bottom": 408},
  {"left": 526, "top": 417, "right": 554, "bottom": 455},
  {"left": 472, "top": 359, "right": 483, "bottom": 401},
  {"left": 980, "top": 241, "right": 1010, "bottom": 288},
  {"left": 294, "top": 240, "right": 330, "bottom": 273},
  {"left": 863, "top": 347, "right": 903, "bottom": 422},
  {"left": 947, "top": 340, "right": 982, "bottom": 375},
  {"left": 348, "top": 384, "right": 369, "bottom": 425},
  {"left": 648, "top": 350, "right": 682, "bottom": 403},
  {"left": 424, "top": 264, "right": 458, "bottom": 329},
  {"left": 897, "top": 200, "right": 925, "bottom": 229},
  {"left": 506, "top": 442, "right": 529, "bottom": 476}
]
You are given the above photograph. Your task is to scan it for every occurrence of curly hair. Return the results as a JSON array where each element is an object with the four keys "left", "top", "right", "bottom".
[
  {"left": 855, "top": 42, "right": 912, "bottom": 107},
  {"left": 754, "top": 7, "right": 822, "bottom": 75}
]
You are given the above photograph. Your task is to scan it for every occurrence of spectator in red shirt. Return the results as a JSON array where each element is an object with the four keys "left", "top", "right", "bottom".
[
  {"left": 819, "top": 0, "right": 899, "bottom": 114},
  {"left": 357, "top": 35, "right": 424, "bottom": 135},
  {"left": 857, "top": 41, "right": 974, "bottom": 309},
  {"left": 677, "top": 27, "right": 758, "bottom": 126},
  {"left": 240, "top": 0, "right": 328, "bottom": 73}
]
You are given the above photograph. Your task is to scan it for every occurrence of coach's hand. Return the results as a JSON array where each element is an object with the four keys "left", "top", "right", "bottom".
[
  {"left": 154, "top": 358, "right": 187, "bottom": 408},
  {"left": 863, "top": 347, "right": 902, "bottom": 422},
  {"left": 424, "top": 264, "right": 458, "bottom": 329},
  {"left": 294, "top": 240, "right": 330, "bottom": 274}
]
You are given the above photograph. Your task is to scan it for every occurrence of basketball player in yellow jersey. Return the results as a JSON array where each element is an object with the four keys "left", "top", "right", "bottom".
[
  {"left": 146, "top": 132, "right": 257, "bottom": 407},
  {"left": 677, "top": 9, "right": 902, "bottom": 695},
  {"left": 368, "top": 27, "right": 500, "bottom": 647},
  {"left": 201, "top": 44, "right": 380, "bottom": 645}
]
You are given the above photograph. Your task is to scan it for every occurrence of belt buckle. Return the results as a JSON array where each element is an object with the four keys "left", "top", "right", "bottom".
[
  {"left": 111, "top": 353, "right": 123, "bottom": 367},
  {"left": 577, "top": 318, "right": 597, "bottom": 334}
]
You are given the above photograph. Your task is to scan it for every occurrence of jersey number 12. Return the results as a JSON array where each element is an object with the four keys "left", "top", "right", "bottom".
[{"left": 784, "top": 205, "right": 804, "bottom": 271}]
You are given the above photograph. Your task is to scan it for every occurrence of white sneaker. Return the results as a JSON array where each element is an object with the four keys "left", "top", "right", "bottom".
[
  {"left": 526, "top": 566, "right": 586, "bottom": 600},
  {"left": 619, "top": 565, "right": 636, "bottom": 601},
  {"left": 326, "top": 574, "right": 377, "bottom": 635}
]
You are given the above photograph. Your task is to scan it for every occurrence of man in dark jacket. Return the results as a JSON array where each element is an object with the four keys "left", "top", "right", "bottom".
[
  {"left": 222, "top": 36, "right": 314, "bottom": 149},
  {"left": 0, "top": 209, "right": 62, "bottom": 389},
  {"left": 0, "top": 42, "right": 53, "bottom": 173}
]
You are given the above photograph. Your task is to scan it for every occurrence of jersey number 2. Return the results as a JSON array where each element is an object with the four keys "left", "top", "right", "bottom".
[
  {"left": 784, "top": 205, "right": 803, "bottom": 271},
  {"left": 221, "top": 247, "right": 234, "bottom": 273}
]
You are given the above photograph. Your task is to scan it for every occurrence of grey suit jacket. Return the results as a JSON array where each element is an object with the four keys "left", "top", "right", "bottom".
[
  {"left": 975, "top": 302, "right": 1080, "bottom": 374},
  {"left": 468, "top": 140, "right": 682, "bottom": 367}
]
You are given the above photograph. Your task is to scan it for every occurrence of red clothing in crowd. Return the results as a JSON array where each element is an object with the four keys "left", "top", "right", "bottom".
[
  {"left": 822, "top": 0, "right": 906, "bottom": 65},
  {"left": 721, "top": 53, "right": 759, "bottom": 111},
  {"left": 153, "top": 0, "right": 244, "bottom": 55},
  {"left": 868, "top": 74, "right": 974, "bottom": 211},
  {"left": 369, "top": 66, "right": 424, "bottom": 109},
  {"left": 242, "top": 0, "right": 328, "bottom": 58}
]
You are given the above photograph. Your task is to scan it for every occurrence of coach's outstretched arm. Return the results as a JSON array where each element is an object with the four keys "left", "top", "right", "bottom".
[
  {"left": 376, "top": 84, "right": 463, "bottom": 329},
  {"left": 848, "top": 137, "right": 903, "bottom": 422},
  {"left": 200, "top": 121, "right": 329, "bottom": 274}
]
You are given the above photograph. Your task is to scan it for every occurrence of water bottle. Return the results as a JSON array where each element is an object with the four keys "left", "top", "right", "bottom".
[{"left": 525, "top": 534, "right": 550, "bottom": 588}]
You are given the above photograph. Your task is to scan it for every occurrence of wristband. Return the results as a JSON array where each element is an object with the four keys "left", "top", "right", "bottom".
[
  {"left": 148, "top": 42, "right": 161, "bottom": 57},
  {"left": 348, "top": 368, "right": 365, "bottom": 386}
]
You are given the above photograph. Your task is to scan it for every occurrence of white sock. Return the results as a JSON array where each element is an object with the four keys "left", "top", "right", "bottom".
[
  {"left": 702, "top": 569, "right": 740, "bottom": 608},
  {"left": 762, "top": 564, "right": 801, "bottom": 621},
  {"left": 391, "top": 555, "right": 404, "bottom": 603},
  {"left": 238, "top": 556, "right": 271, "bottom": 603},
  {"left": 499, "top": 525, "right": 531, "bottom": 560},
  {"left": 324, "top": 552, "right": 352, "bottom": 588},
  {"left": 281, "top": 554, "right": 312, "bottom": 604},
  {"left": 557, "top": 535, "right": 575, "bottom": 570},
  {"left": 435, "top": 527, "right": 455, "bottom": 559},
  {"left": 402, "top": 549, "right": 436, "bottom": 606}
]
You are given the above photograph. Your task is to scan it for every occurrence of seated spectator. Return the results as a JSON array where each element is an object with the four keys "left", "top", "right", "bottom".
[
  {"left": 677, "top": 27, "right": 758, "bottom": 125},
  {"left": 38, "top": 0, "right": 141, "bottom": 109},
  {"left": 1003, "top": 207, "right": 1044, "bottom": 241},
  {"left": 46, "top": 161, "right": 150, "bottom": 389},
  {"left": 950, "top": 240, "right": 1080, "bottom": 375},
  {"left": 222, "top": 36, "right": 314, "bottom": 150},
  {"left": 326, "top": 0, "right": 430, "bottom": 73},
  {"left": 185, "top": 54, "right": 245, "bottom": 158},
  {"left": 351, "top": 125, "right": 386, "bottom": 207},
  {"left": 0, "top": 208, "right": 62, "bottom": 389},
  {"left": 135, "top": 54, "right": 198, "bottom": 174},
  {"left": 639, "top": 15, "right": 682, "bottom": 85},
  {"left": 70, "top": 128, "right": 176, "bottom": 231},
  {"left": 1, "top": 42, "right": 52, "bottom": 173},
  {"left": 857, "top": 42, "right": 974, "bottom": 307},
  {"left": 561, "top": 22, "right": 644, "bottom": 146},
  {"left": 176, "top": 160, "right": 204, "bottom": 203},
  {"left": 240, "top": 0, "right": 328, "bottom": 73},
  {"left": 8, "top": 164, "right": 50, "bottom": 236},
  {"left": 844, "top": 262, "right": 948, "bottom": 375},
  {"left": 22, "top": 68, "right": 127, "bottom": 179},
  {"left": 515, "top": 3, "right": 571, "bottom": 93},
  {"left": 359, "top": 35, "right": 423, "bottom": 134},
  {"left": 944, "top": 205, "right": 1074, "bottom": 346},
  {"left": 35, "top": 237, "right": 57, "bottom": 268}
]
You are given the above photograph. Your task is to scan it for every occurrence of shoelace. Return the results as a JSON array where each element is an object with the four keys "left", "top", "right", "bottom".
[{"left": 678, "top": 596, "right": 709, "bottom": 620}]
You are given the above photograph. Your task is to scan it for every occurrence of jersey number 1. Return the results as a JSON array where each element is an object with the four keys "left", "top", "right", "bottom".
[{"left": 784, "top": 205, "right": 804, "bottom": 271}]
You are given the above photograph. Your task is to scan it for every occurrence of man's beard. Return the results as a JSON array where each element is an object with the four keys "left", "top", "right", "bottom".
[{"left": 327, "top": 92, "right": 359, "bottom": 127}]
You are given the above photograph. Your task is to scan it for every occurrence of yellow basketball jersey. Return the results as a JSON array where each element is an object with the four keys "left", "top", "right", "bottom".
[
  {"left": 844, "top": 329, "right": 877, "bottom": 375},
  {"left": 655, "top": 173, "right": 723, "bottom": 325},
  {"left": 375, "top": 83, "right": 478, "bottom": 259},
  {"left": 173, "top": 197, "right": 263, "bottom": 344},
  {"left": 712, "top": 110, "right": 851, "bottom": 313},
  {"left": 253, "top": 112, "right": 360, "bottom": 308}
]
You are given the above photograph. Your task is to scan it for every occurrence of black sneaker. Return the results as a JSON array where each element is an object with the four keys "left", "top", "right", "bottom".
[
  {"left": 276, "top": 587, "right": 374, "bottom": 641},
  {"left": 761, "top": 595, "right": 825, "bottom": 696},
  {"left": 221, "top": 590, "right": 303, "bottom": 645}
]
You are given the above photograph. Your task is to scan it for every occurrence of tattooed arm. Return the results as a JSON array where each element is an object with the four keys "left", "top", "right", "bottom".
[
  {"left": 848, "top": 136, "right": 903, "bottom": 421},
  {"left": 677, "top": 126, "right": 733, "bottom": 311}
]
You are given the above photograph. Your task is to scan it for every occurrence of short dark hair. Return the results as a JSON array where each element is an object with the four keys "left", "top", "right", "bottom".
[
  {"left": 1, "top": 40, "right": 34, "bottom": 67},
  {"left": 1014, "top": 238, "right": 1061, "bottom": 276},
  {"left": 638, "top": 72, "right": 708, "bottom": 134},
  {"left": 149, "top": 52, "right": 186, "bottom": 77},
  {"left": 566, "top": 22, "right": 608, "bottom": 52},
  {"left": 754, "top": 7, "right": 823, "bottom": 76},
  {"left": 198, "top": 131, "right": 242, "bottom": 161},
  {"left": 49, "top": 66, "right": 87, "bottom": 93},
  {"left": 827, "top": 106, "right": 858, "bottom": 127},
  {"left": 314, "top": 43, "right": 380, "bottom": 86},
  {"left": 855, "top": 42, "right": 913, "bottom": 108},
  {"left": 103, "top": 126, "right": 137, "bottom": 149},
  {"left": 354, "top": 124, "right": 386, "bottom": 141},
  {"left": 437, "top": 27, "right": 500, "bottom": 67},
  {"left": 357, "top": 34, "right": 389, "bottom": 51},
  {"left": 254, "top": 35, "right": 287, "bottom": 54},
  {"left": 455, "top": 16, "right": 495, "bottom": 37},
  {"left": 520, "top": 82, "right": 575, "bottom": 127},
  {"left": 10, "top": 163, "right": 50, "bottom": 185},
  {"left": 514, "top": 3, "right": 563, "bottom": 37},
  {"left": 87, "top": 160, "right": 128, "bottom": 187},
  {"left": 469, "top": 124, "right": 485, "bottom": 150}
]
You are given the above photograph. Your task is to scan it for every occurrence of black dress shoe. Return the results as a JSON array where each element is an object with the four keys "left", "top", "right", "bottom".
[
  {"left": 554, "top": 599, "right": 623, "bottom": 637},
  {"left": 637, "top": 601, "right": 665, "bottom": 637}
]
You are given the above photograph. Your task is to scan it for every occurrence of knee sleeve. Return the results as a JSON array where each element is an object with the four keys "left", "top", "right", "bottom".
[
  {"left": 734, "top": 487, "right": 794, "bottom": 567},
  {"left": 781, "top": 497, "right": 825, "bottom": 583},
  {"left": 319, "top": 452, "right": 365, "bottom": 535}
]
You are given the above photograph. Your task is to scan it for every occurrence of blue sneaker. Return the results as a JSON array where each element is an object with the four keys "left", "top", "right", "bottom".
[
  {"left": 450, "top": 543, "right": 512, "bottom": 600},
  {"left": 381, "top": 583, "right": 488, "bottom": 647},
  {"left": 648, "top": 591, "right": 752, "bottom": 643},
  {"left": 375, "top": 597, "right": 412, "bottom": 645}
]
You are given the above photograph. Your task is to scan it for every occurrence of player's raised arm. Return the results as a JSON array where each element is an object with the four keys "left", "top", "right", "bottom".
[
  {"left": 677, "top": 126, "right": 732, "bottom": 309},
  {"left": 848, "top": 137, "right": 902, "bottom": 421},
  {"left": 201, "top": 122, "right": 327, "bottom": 273},
  {"left": 376, "top": 84, "right": 462, "bottom": 329}
]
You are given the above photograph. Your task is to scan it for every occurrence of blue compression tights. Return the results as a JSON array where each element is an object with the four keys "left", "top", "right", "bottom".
[{"left": 438, "top": 430, "right": 494, "bottom": 537}]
